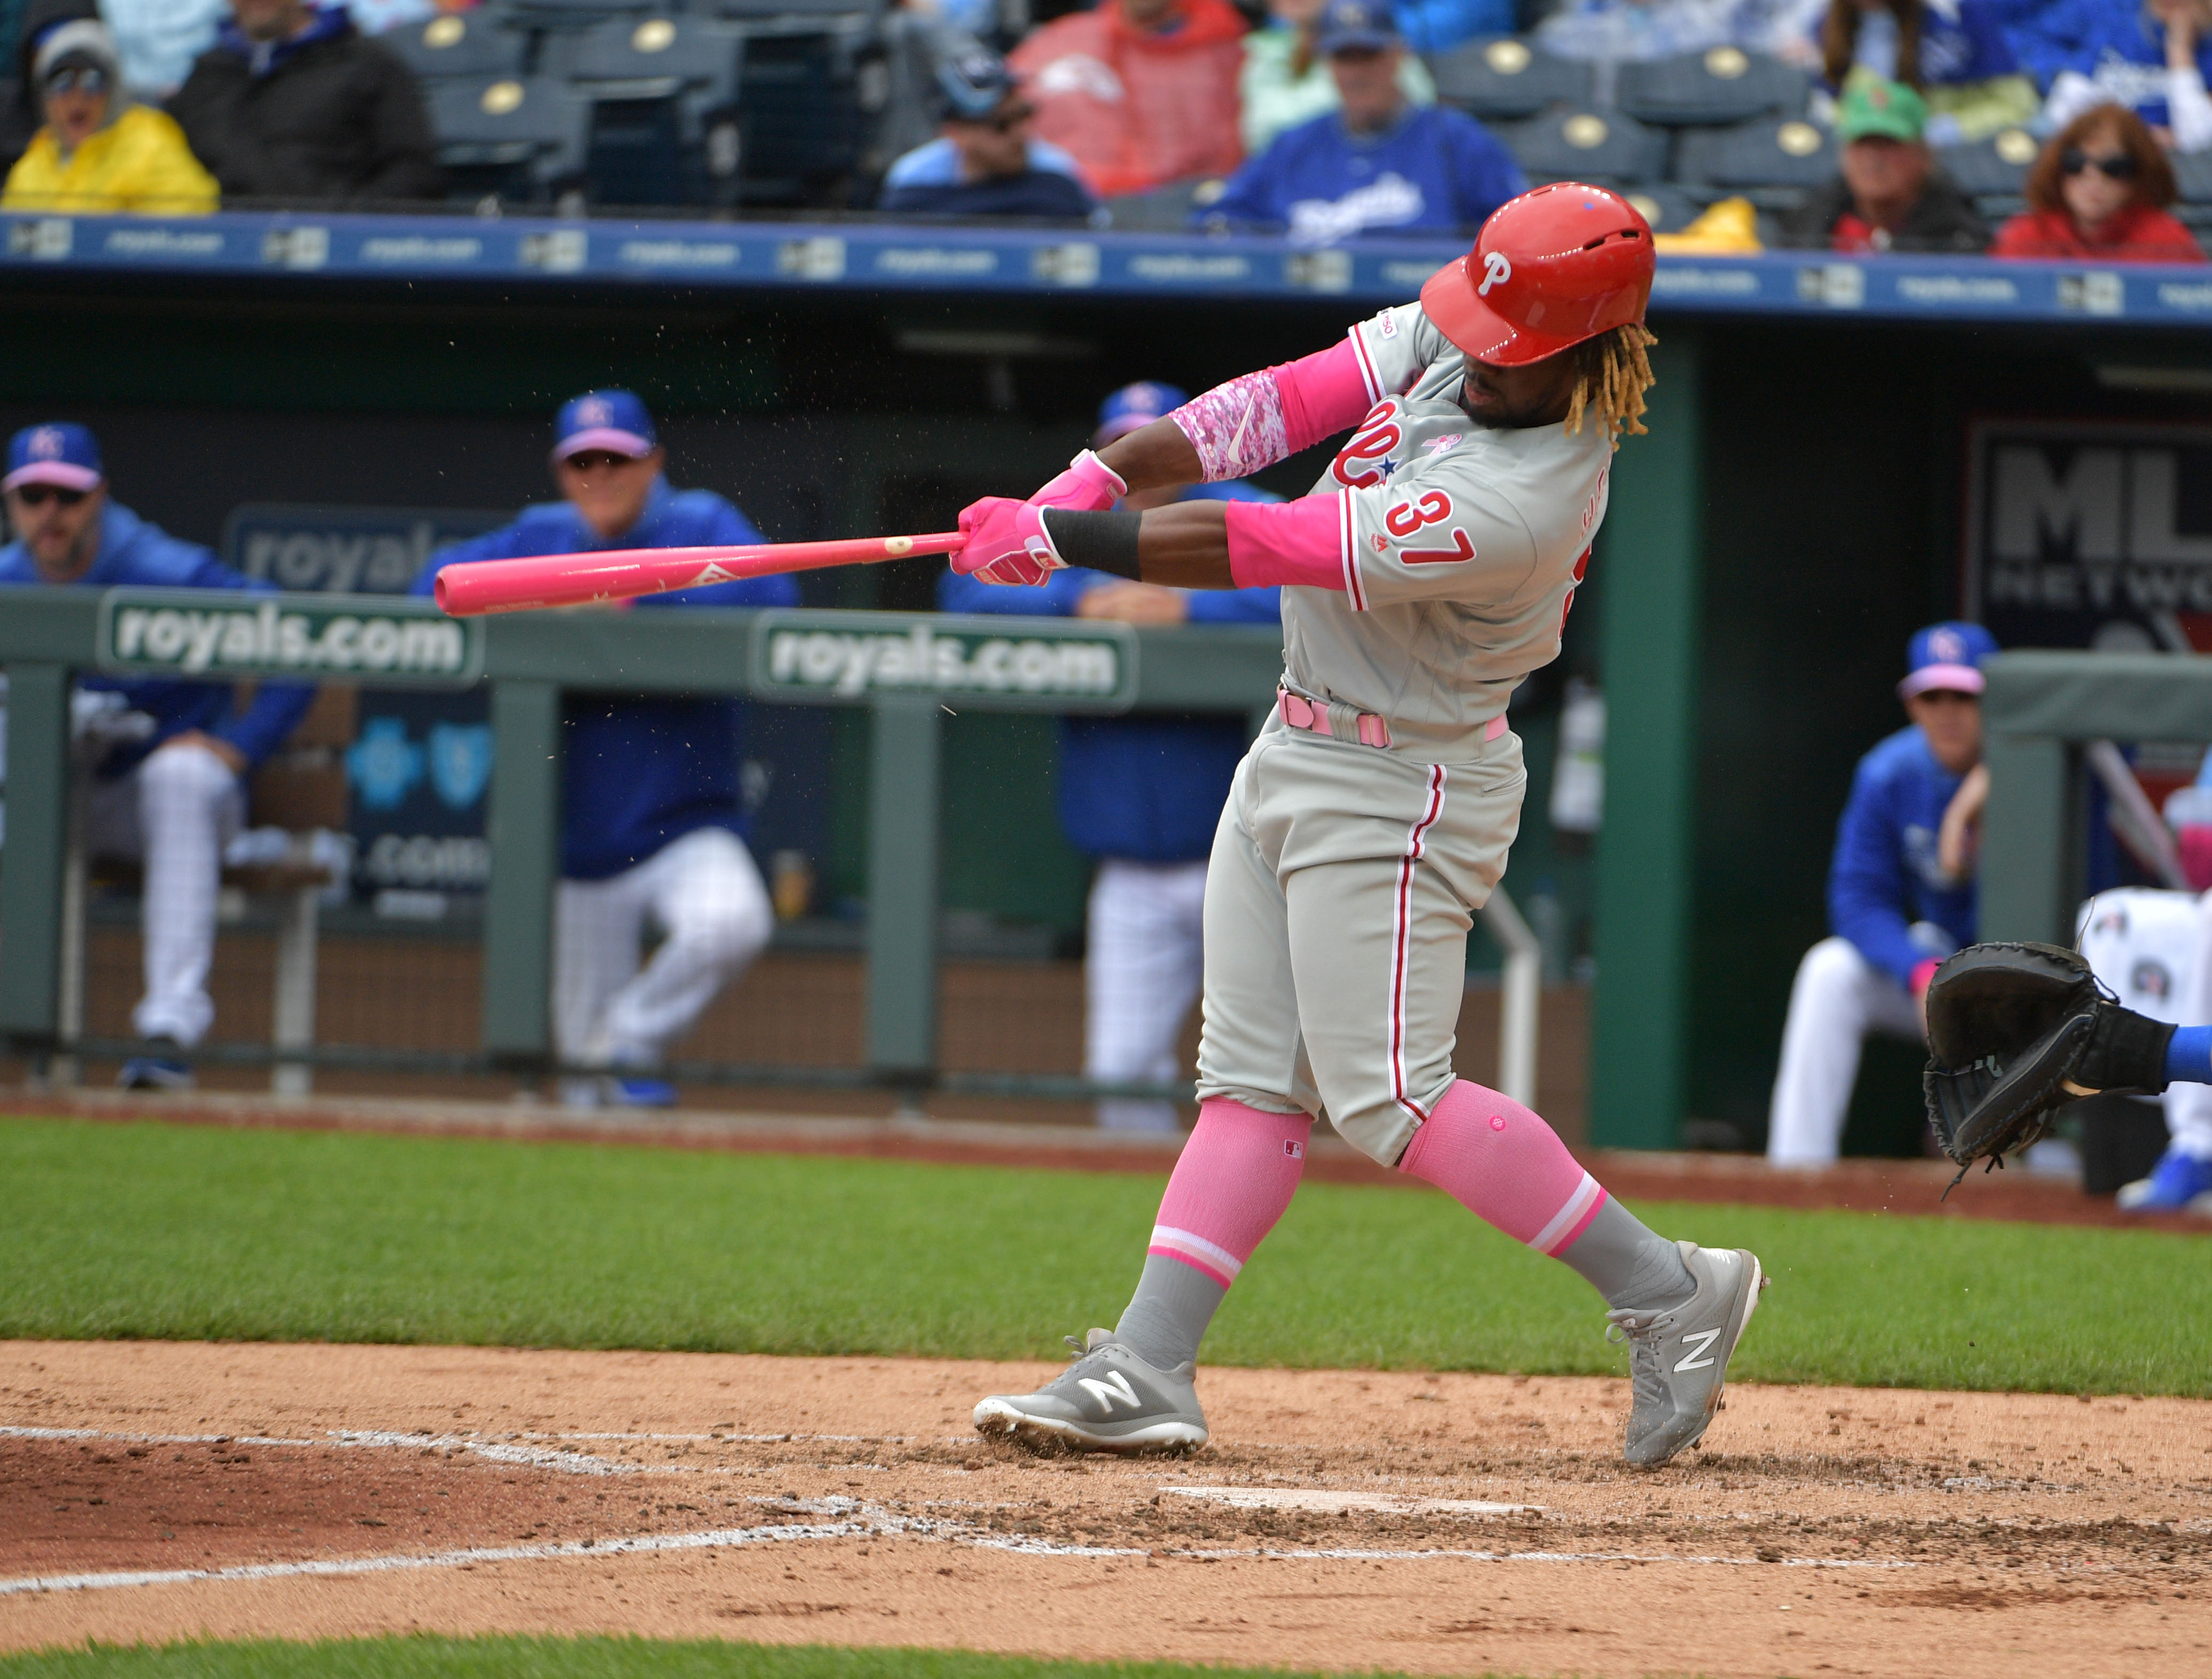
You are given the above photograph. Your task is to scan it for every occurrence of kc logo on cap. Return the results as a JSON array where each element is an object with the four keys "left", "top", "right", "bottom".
[
  {"left": 573, "top": 397, "right": 612, "bottom": 427},
  {"left": 1929, "top": 627, "right": 1966, "bottom": 664},
  {"left": 28, "top": 426, "right": 65, "bottom": 459}
]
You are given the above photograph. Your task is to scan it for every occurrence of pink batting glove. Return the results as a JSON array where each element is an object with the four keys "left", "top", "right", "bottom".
[
  {"left": 2180, "top": 824, "right": 2212, "bottom": 891},
  {"left": 953, "top": 496, "right": 1065, "bottom": 587},
  {"left": 1029, "top": 448, "right": 1127, "bottom": 514}
]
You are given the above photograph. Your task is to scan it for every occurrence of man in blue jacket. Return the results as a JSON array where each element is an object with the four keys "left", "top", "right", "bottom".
[
  {"left": 416, "top": 392, "right": 797, "bottom": 1107},
  {"left": 0, "top": 422, "right": 315, "bottom": 1088},
  {"left": 1200, "top": 0, "right": 1525, "bottom": 246},
  {"left": 1767, "top": 621, "right": 1996, "bottom": 1165},
  {"left": 941, "top": 382, "right": 1280, "bottom": 1132}
]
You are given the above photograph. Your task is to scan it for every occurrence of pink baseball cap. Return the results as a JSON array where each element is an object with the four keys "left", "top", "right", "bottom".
[
  {"left": 1898, "top": 620, "right": 1997, "bottom": 698},
  {"left": 552, "top": 389, "right": 657, "bottom": 463}
]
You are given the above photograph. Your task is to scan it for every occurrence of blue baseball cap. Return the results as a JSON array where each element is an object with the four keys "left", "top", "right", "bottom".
[
  {"left": 936, "top": 48, "right": 1017, "bottom": 122},
  {"left": 1315, "top": 0, "right": 1400, "bottom": 56},
  {"left": 1900, "top": 620, "right": 1997, "bottom": 699},
  {"left": 5, "top": 422, "right": 103, "bottom": 494},
  {"left": 553, "top": 389, "right": 657, "bottom": 463},
  {"left": 1094, "top": 381, "right": 1189, "bottom": 447}
]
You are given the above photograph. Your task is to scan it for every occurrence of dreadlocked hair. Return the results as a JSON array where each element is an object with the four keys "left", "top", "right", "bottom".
[{"left": 1562, "top": 324, "right": 1658, "bottom": 446}]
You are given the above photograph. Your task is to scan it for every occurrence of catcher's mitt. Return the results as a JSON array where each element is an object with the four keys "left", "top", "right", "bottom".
[{"left": 1921, "top": 941, "right": 2176, "bottom": 1190}]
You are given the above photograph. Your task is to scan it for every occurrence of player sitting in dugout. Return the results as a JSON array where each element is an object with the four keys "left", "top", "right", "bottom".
[
  {"left": 415, "top": 391, "right": 795, "bottom": 1109},
  {"left": 942, "top": 380, "right": 1282, "bottom": 1137},
  {"left": 954, "top": 184, "right": 1766, "bottom": 1470},
  {"left": 1767, "top": 622, "right": 1997, "bottom": 1169},
  {"left": 0, "top": 422, "right": 315, "bottom": 1091},
  {"left": 1198, "top": 0, "right": 1525, "bottom": 247}
]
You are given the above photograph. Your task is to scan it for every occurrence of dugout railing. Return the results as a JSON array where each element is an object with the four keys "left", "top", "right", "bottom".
[
  {"left": 1980, "top": 650, "right": 2212, "bottom": 949},
  {"left": 0, "top": 587, "right": 1543, "bottom": 1109}
]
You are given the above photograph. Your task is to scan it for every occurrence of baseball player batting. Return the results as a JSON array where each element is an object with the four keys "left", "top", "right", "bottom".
[{"left": 960, "top": 183, "right": 1765, "bottom": 1467}]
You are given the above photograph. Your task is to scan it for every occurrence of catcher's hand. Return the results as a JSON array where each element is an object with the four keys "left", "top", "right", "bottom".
[{"left": 1920, "top": 941, "right": 2176, "bottom": 1186}]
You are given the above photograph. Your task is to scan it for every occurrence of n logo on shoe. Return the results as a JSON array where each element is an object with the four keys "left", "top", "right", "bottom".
[
  {"left": 1674, "top": 1327, "right": 1723, "bottom": 1372},
  {"left": 1076, "top": 1370, "right": 1143, "bottom": 1413}
]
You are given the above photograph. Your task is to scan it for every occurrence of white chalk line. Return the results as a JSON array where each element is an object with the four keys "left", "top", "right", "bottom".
[{"left": 0, "top": 1491, "right": 1918, "bottom": 1599}]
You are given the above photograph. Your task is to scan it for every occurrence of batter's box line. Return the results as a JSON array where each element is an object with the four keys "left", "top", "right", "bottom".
[{"left": 0, "top": 1502, "right": 1922, "bottom": 1599}]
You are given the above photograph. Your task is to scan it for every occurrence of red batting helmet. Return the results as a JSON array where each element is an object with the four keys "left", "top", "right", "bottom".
[{"left": 1419, "top": 182, "right": 1655, "bottom": 367}]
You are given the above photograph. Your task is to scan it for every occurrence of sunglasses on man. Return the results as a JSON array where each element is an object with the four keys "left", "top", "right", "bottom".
[
  {"left": 2060, "top": 149, "right": 2137, "bottom": 182},
  {"left": 43, "top": 65, "right": 107, "bottom": 96},
  {"left": 10, "top": 484, "right": 89, "bottom": 507}
]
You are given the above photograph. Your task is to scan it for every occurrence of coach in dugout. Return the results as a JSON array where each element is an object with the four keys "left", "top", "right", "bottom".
[
  {"left": 0, "top": 422, "right": 314, "bottom": 1090},
  {"left": 415, "top": 391, "right": 796, "bottom": 1108},
  {"left": 940, "top": 382, "right": 1280, "bottom": 1133},
  {"left": 1767, "top": 621, "right": 1997, "bottom": 1166}
]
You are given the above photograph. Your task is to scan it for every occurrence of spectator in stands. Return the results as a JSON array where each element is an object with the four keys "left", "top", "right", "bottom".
[
  {"left": 2029, "top": 1, "right": 2212, "bottom": 156},
  {"left": 1810, "top": 0, "right": 2038, "bottom": 143},
  {"left": 169, "top": 0, "right": 441, "bottom": 204},
  {"left": 939, "top": 382, "right": 1282, "bottom": 1133},
  {"left": 3, "top": 18, "right": 220, "bottom": 212},
  {"left": 1991, "top": 104, "right": 2206, "bottom": 259},
  {"left": 1239, "top": 0, "right": 1440, "bottom": 157},
  {"left": 1007, "top": 0, "right": 1247, "bottom": 199},
  {"left": 1536, "top": 0, "right": 1818, "bottom": 64},
  {"left": 1202, "top": 0, "right": 1525, "bottom": 244},
  {"left": 1767, "top": 623, "right": 1996, "bottom": 1168},
  {"left": 103, "top": 0, "right": 231, "bottom": 99},
  {"left": 879, "top": 47, "right": 1096, "bottom": 218},
  {"left": 0, "top": 423, "right": 315, "bottom": 1091},
  {"left": 2, "top": 0, "right": 95, "bottom": 174},
  {"left": 416, "top": 392, "right": 794, "bottom": 1109},
  {"left": 1777, "top": 76, "right": 1988, "bottom": 250}
]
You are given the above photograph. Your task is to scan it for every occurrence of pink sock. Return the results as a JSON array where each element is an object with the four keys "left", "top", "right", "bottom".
[
  {"left": 1398, "top": 1079, "right": 1607, "bottom": 1256},
  {"left": 1147, "top": 1097, "right": 1315, "bottom": 1286}
]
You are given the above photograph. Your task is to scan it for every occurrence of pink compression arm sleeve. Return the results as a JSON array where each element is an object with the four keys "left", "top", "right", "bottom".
[
  {"left": 1224, "top": 494, "right": 1350, "bottom": 592},
  {"left": 1168, "top": 337, "right": 1377, "bottom": 482}
]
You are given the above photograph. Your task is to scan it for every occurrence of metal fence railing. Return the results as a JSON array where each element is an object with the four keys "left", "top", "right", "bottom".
[{"left": 2, "top": 586, "right": 1540, "bottom": 1108}]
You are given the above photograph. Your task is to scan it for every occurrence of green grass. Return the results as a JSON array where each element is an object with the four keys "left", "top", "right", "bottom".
[
  {"left": 3, "top": 1116, "right": 2208, "bottom": 1396},
  {"left": 0, "top": 1636, "right": 1482, "bottom": 1679}
]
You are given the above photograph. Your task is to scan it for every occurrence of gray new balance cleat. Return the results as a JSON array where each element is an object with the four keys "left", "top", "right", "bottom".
[
  {"left": 1605, "top": 1242, "right": 1766, "bottom": 1467},
  {"left": 973, "top": 1329, "right": 1208, "bottom": 1453}
]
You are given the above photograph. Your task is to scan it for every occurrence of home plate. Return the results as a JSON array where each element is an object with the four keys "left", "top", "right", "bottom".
[{"left": 1164, "top": 1488, "right": 1539, "bottom": 1517}]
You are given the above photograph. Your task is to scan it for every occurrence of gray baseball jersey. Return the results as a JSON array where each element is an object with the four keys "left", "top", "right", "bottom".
[
  {"left": 1280, "top": 300, "right": 1614, "bottom": 763},
  {"left": 1198, "top": 299, "right": 1618, "bottom": 1162}
]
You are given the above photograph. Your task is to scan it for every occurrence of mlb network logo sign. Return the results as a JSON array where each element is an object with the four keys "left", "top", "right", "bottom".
[{"left": 1966, "top": 421, "right": 2212, "bottom": 651}]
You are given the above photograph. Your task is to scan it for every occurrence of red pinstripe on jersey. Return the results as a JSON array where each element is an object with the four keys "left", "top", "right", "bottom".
[{"left": 1387, "top": 764, "right": 1450, "bottom": 1129}]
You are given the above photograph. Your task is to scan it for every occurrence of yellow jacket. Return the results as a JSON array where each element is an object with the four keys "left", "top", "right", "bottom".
[{"left": 3, "top": 104, "right": 218, "bottom": 214}]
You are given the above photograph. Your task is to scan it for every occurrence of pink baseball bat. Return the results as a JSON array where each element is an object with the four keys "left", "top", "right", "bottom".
[{"left": 433, "top": 531, "right": 967, "bottom": 617}]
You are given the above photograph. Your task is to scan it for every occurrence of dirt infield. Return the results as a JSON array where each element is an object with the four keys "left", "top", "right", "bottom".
[
  {"left": 19, "top": 1086, "right": 2211, "bottom": 1233},
  {"left": 3, "top": 1341, "right": 2207, "bottom": 1676}
]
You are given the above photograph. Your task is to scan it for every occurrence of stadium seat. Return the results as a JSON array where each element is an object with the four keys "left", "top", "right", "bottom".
[
  {"left": 427, "top": 74, "right": 592, "bottom": 208},
  {"left": 1493, "top": 105, "right": 1668, "bottom": 186},
  {"left": 1616, "top": 45, "right": 1808, "bottom": 127},
  {"left": 565, "top": 14, "right": 746, "bottom": 206},
  {"left": 1427, "top": 35, "right": 1592, "bottom": 123},
  {"left": 1104, "top": 177, "right": 1218, "bottom": 231},
  {"left": 1935, "top": 127, "right": 2039, "bottom": 197},
  {"left": 2174, "top": 148, "right": 2212, "bottom": 204},
  {"left": 1673, "top": 115, "right": 1837, "bottom": 203},
  {"left": 708, "top": 10, "right": 892, "bottom": 205},
  {"left": 384, "top": 12, "right": 532, "bottom": 85},
  {"left": 1620, "top": 182, "right": 1706, "bottom": 235}
]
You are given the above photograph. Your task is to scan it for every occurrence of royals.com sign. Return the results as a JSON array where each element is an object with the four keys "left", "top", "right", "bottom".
[
  {"left": 222, "top": 503, "right": 506, "bottom": 594},
  {"left": 95, "top": 589, "right": 484, "bottom": 686},
  {"left": 747, "top": 610, "right": 1138, "bottom": 712}
]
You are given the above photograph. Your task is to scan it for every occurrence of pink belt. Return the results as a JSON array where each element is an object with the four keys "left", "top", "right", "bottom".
[{"left": 1277, "top": 688, "right": 1507, "bottom": 750}]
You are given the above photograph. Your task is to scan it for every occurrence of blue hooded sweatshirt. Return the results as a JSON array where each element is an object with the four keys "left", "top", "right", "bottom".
[
  {"left": 1202, "top": 104, "right": 1525, "bottom": 245},
  {"left": 937, "top": 480, "right": 1281, "bottom": 864},
  {"left": 0, "top": 500, "right": 315, "bottom": 776},
  {"left": 415, "top": 479, "right": 798, "bottom": 881},
  {"left": 1827, "top": 724, "right": 1977, "bottom": 988}
]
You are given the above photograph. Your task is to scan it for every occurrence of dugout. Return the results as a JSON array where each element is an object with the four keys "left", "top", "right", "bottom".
[{"left": 1, "top": 215, "right": 2208, "bottom": 1152}]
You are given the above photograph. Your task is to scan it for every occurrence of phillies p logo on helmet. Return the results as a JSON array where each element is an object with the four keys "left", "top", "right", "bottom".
[{"left": 1477, "top": 252, "right": 1512, "bottom": 296}]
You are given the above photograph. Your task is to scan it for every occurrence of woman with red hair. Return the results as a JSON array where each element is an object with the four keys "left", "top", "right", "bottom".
[{"left": 1991, "top": 105, "right": 2206, "bottom": 261}]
